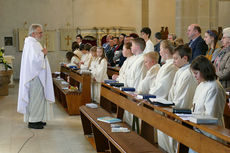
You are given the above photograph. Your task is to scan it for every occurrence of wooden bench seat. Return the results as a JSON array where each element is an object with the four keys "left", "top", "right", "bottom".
[
  {"left": 53, "top": 78, "right": 81, "bottom": 115},
  {"left": 80, "top": 105, "right": 162, "bottom": 153},
  {"left": 53, "top": 66, "right": 91, "bottom": 115}
]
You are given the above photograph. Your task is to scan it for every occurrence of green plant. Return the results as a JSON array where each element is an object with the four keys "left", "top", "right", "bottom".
[{"left": 0, "top": 47, "right": 12, "bottom": 71}]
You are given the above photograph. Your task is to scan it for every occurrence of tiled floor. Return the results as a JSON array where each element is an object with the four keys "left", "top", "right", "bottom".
[{"left": 0, "top": 82, "right": 95, "bottom": 153}]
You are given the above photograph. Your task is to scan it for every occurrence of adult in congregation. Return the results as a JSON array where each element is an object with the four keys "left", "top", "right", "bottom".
[
  {"left": 187, "top": 24, "right": 208, "bottom": 61},
  {"left": 18, "top": 24, "right": 55, "bottom": 129},
  {"left": 168, "top": 33, "right": 177, "bottom": 42},
  {"left": 140, "top": 27, "right": 154, "bottom": 54},
  {"left": 204, "top": 30, "right": 221, "bottom": 62},
  {"left": 214, "top": 27, "right": 230, "bottom": 90}
]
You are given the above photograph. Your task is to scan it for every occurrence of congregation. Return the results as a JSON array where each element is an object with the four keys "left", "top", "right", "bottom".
[
  {"left": 64, "top": 24, "right": 230, "bottom": 153},
  {"left": 17, "top": 23, "right": 230, "bottom": 153}
]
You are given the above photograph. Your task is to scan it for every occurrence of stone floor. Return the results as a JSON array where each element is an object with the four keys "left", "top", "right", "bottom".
[{"left": 0, "top": 82, "right": 95, "bottom": 153}]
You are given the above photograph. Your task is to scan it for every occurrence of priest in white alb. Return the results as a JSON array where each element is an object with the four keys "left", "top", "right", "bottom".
[{"left": 18, "top": 24, "right": 55, "bottom": 129}]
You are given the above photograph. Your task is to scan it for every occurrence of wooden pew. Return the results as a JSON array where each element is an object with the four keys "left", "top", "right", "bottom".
[
  {"left": 80, "top": 105, "right": 162, "bottom": 153},
  {"left": 107, "top": 66, "right": 120, "bottom": 79},
  {"left": 53, "top": 66, "right": 91, "bottom": 115},
  {"left": 100, "top": 83, "right": 230, "bottom": 153}
]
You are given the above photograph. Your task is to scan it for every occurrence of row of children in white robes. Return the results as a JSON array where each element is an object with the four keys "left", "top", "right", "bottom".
[{"left": 114, "top": 39, "right": 226, "bottom": 153}]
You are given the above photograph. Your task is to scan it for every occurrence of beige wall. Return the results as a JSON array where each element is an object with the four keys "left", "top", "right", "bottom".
[
  {"left": 149, "top": 0, "right": 176, "bottom": 41},
  {"left": 219, "top": 1, "right": 230, "bottom": 28},
  {"left": 0, "top": 0, "right": 142, "bottom": 79}
]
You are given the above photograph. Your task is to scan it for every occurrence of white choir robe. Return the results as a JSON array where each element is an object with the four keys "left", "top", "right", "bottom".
[
  {"left": 116, "top": 56, "right": 135, "bottom": 83},
  {"left": 189, "top": 80, "right": 226, "bottom": 153},
  {"left": 169, "top": 64, "right": 197, "bottom": 108},
  {"left": 143, "top": 39, "right": 155, "bottom": 54},
  {"left": 149, "top": 59, "right": 178, "bottom": 99},
  {"left": 91, "top": 58, "right": 108, "bottom": 103},
  {"left": 124, "top": 54, "right": 147, "bottom": 88},
  {"left": 89, "top": 57, "right": 98, "bottom": 101},
  {"left": 18, "top": 36, "right": 55, "bottom": 119},
  {"left": 159, "top": 64, "right": 198, "bottom": 153},
  {"left": 137, "top": 64, "right": 160, "bottom": 94},
  {"left": 66, "top": 56, "right": 80, "bottom": 67},
  {"left": 193, "top": 80, "right": 226, "bottom": 126},
  {"left": 123, "top": 53, "right": 147, "bottom": 125},
  {"left": 80, "top": 53, "right": 92, "bottom": 69}
]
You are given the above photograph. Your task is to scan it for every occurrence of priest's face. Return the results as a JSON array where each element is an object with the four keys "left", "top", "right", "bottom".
[
  {"left": 33, "top": 27, "right": 43, "bottom": 41},
  {"left": 191, "top": 69, "right": 205, "bottom": 84},
  {"left": 173, "top": 52, "right": 187, "bottom": 68}
]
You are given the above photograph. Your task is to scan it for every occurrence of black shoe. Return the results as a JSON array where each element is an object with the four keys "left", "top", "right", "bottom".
[
  {"left": 38, "top": 121, "right": 46, "bottom": 126},
  {"left": 28, "top": 122, "right": 44, "bottom": 129}
]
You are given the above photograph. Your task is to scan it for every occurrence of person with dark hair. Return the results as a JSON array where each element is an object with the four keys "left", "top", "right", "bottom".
[
  {"left": 72, "top": 41, "right": 79, "bottom": 51},
  {"left": 154, "top": 32, "right": 162, "bottom": 52},
  {"left": 91, "top": 47, "right": 108, "bottom": 103},
  {"left": 140, "top": 27, "right": 154, "bottom": 53},
  {"left": 204, "top": 30, "right": 221, "bottom": 62},
  {"left": 189, "top": 55, "right": 226, "bottom": 153},
  {"left": 154, "top": 32, "right": 162, "bottom": 64},
  {"left": 214, "top": 27, "right": 230, "bottom": 90},
  {"left": 112, "top": 42, "right": 134, "bottom": 83},
  {"left": 76, "top": 34, "right": 83, "bottom": 45},
  {"left": 118, "top": 36, "right": 132, "bottom": 67},
  {"left": 187, "top": 24, "right": 208, "bottom": 61},
  {"left": 160, "top": 45, "right": 198, "bottom": 153},
  {"left": 80, "top": 43, "right": 92, "bottom": 69},
  {"left": 129, "top": 33, "right": 139, "bottom": 39}
]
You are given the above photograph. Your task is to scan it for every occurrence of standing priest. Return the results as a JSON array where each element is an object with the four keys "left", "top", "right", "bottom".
[{"left": 18, "top": 24, "right": 55, "bottom": 129}]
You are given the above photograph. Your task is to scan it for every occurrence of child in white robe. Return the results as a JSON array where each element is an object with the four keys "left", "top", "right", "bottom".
[
  {"left": 89, "top": 46, "right": 98, "bottom": 102},
  {"left": 80, "top": 43, "right": 92, "bottom": 70},
  {"left": 91, "top": 47, "right": 108, "bottom": 103},
  {"left": 149, "top": 40, "right": 178, "bottom": 99},
  {"left": 148, "top": 40, "right": 177, "bottom": 151},
  {"left": 189, "top": 55, "right": 226, "bottom": 153},
  {"left": 124, "top": 38, "right": 148, "bottom": 88},
  {"left": 112, "top": 42, "right": 134, "bottom": 83},
  {"left": 137, "top": 51, "right": 160, "bottom": 94},
  {"left": 160, "top": 45, "right": 198, "bottom": 153},
  {"left": 123, "top": 38, "right": 147, "bottom": 127}
]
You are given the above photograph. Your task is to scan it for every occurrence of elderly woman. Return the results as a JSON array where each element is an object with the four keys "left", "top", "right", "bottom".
[{"left": 214, "top": 27, "right": 230, "bottom": 90}]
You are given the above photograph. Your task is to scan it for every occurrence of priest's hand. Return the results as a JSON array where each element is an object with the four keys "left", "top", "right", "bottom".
[{"left": 42, "top": 48, "right": 48, "bottom": 56}]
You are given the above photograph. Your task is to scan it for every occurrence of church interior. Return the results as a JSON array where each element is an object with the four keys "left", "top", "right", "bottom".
[{"left": 1, "top": 0, "right": 230, "bottom": 153}]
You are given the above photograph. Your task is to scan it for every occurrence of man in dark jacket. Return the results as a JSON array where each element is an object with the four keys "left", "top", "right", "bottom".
[{"left": 187, "top": 24, "right": 208, "bottom": 61}]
